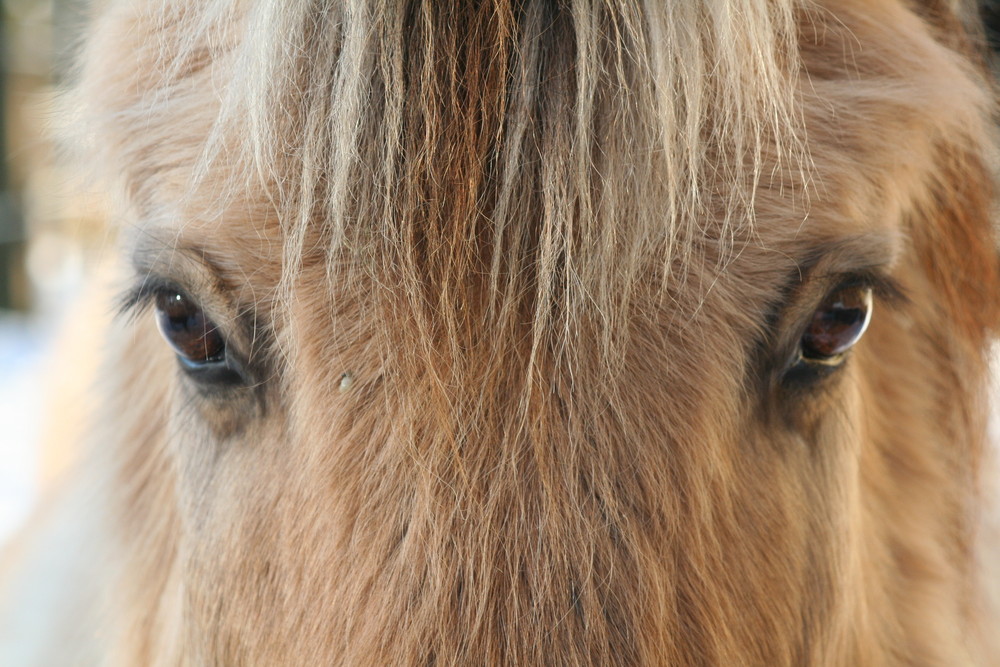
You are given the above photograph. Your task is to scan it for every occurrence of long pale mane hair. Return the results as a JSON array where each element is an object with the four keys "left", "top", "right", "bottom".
[
  {"left": 81, "top": 0, "right": 808, "bottom": 366},
  {"left": 2, "top": 0, "right": 999, "bottom": 664}
]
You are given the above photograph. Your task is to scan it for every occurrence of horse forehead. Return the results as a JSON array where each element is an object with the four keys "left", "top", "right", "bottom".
[{"left": 148, "top": 186, "right": 874, "bottom": 334}]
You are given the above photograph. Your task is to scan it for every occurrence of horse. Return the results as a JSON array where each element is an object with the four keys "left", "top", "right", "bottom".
[{"left": 2, "top": 0, "right": 1000, "bottom": 664}]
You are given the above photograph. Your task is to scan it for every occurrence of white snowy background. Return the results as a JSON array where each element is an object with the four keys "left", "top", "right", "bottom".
[
  {"left": 0, "top": 313, "right": 44, "bottom": 543},
  {"left": 0, "top": 266, "right": 83, "bottom": 544}
]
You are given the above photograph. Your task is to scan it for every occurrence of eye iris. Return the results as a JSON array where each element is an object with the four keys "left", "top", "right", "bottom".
[
  {"left": 801, "top": 285, "right": 873, "bottom": 360},
  {"left": 154, "top": 292, "right": 225, "bottom": 363}
]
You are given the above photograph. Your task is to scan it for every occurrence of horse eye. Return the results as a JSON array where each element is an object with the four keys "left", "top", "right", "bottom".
[
  {"left": 800, "top": 284, "right": 873, "bottom": 364},
  {"left": 154, "top": 291, "right": 226, "bottom": 364}
]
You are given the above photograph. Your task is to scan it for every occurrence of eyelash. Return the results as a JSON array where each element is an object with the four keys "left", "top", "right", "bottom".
[
  {"left": 837, "top": 272, "right": 907, "bottom": 307},
  {"left": 117, "top": 277, "right": 185, "bottom": 321}
]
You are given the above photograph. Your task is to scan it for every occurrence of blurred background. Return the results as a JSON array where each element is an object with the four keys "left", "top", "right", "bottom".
[{"left": 0, "top": 0, "right": 105, "bottom": 544}]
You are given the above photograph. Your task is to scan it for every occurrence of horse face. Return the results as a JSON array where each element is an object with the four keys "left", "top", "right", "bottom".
[{"left": 78, "top": 0, "right": 1000, "bottom": 663}]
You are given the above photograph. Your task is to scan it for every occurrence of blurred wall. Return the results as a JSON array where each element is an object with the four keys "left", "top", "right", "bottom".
[{"left": 2, "top": 0, "right": 103, "bottom": 316}]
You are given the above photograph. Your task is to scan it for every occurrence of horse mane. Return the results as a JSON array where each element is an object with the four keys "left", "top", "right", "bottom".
[{"left": 74, "top": 0, "right": 809, "bottom": 370}]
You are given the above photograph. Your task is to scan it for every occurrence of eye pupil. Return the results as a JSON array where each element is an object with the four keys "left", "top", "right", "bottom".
[
  {"left": 801, "top": 285, "right": 873, "bottom": 361},
  {"left": 155, "top": 291, "right": 225, "bottom": 363}
]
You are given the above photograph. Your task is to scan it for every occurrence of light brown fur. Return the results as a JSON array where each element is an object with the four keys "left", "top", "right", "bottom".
[{"left": 2, "top": 0, "right": 1000, "bottom": 664}]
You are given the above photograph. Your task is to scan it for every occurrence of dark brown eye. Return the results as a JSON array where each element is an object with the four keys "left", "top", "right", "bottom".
[
  {"left": 155, "top": 291, "right": 225, "bottom": 364},
  {"left": 800, "top": 284, "right": 873, "bottom": 363}
]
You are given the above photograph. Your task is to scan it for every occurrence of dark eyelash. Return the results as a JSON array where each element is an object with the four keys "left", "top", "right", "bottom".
[
  {"left": 839, "top": 271, "right": 908, "bottom": 308},
  {"left": 116, "top": 276, "right": 189, "bottom": 321}
]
